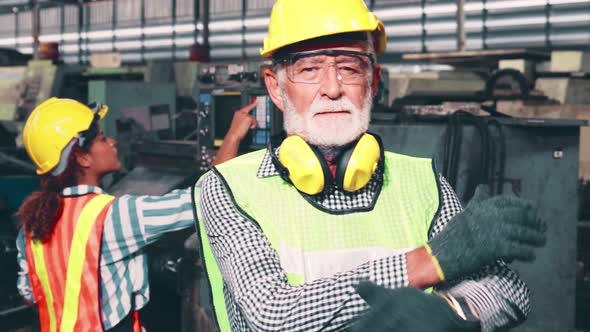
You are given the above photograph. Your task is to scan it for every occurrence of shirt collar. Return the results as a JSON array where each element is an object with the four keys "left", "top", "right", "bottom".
[
  {"left": 257, "top": 147, "right": 280, "bottom": 178},
  {"left": 255, "top": 145, "right": 384, "bottom": 213},
  {"left": 61, "top": 185, "right": 105, "bottom": 197}
]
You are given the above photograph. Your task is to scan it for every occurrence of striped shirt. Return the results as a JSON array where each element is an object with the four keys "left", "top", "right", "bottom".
[
  {"left": 197, "top": 149, "right": 530, "bottom": 332},
  {"left": 16, "top": 185, "right": 194, "bottom": 330}
]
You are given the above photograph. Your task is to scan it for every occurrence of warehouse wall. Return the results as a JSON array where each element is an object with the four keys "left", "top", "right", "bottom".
[{"left": 0, "top": 0, "right": 588, "bottom": 64}]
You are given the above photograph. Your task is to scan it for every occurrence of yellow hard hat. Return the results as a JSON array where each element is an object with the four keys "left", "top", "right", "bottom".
[
  {"left": 23, "top": 97, "right": 108, "bottom": 175},
  {"left": 260, "top": 0, "right": 387, "bottom": 58}
]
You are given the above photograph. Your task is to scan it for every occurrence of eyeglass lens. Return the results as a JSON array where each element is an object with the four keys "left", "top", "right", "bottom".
[{"left": 287, "top": 54, "right": 371, "bottom": 84}]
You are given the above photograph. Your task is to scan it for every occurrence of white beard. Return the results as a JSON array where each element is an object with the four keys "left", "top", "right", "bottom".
[{"left": 281, "top": 83, "right": 373, "bottom": 148}]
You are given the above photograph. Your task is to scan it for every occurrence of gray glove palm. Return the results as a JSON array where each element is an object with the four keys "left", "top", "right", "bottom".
[
  {"left": 351, "top": 282, "right": 480, "bottom": 332},
  {"left": 428, "top": 185, "right": 546, "bottom": 281}
]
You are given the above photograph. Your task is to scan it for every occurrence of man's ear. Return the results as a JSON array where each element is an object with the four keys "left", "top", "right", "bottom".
[
  {"left": 371, "top": 64, "right": 382, "bottom": 98},
  {"left": 76, "top": 152, "right": 91, "bottom": 169},
  {"left": 263, "top": 67, "right": 285, "bottom": 112}
]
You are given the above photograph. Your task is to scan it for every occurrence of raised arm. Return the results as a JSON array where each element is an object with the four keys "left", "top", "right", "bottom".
[{"left": 211, "top": 101, "right": 258, "bottom": 167}]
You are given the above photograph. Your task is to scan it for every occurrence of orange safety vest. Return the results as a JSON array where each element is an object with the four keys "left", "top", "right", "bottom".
[{"left": 25, "top": 193, "right": 115, "bottom": 332}]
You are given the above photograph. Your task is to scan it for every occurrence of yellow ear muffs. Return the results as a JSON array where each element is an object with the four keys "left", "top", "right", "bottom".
[
  {"left": 336, "top": 133, "right": 381, "bottom": 192},
  {"left": 276, "top": 135, "right": 331, "bottom": 195},
  {"left": 268, "top": 134, "right": 383, "bottom": 195}
]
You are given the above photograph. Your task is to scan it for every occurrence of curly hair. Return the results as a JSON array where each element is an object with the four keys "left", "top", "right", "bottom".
[{"left": 17, "top": 139, "right": 93, "bottom": 242}]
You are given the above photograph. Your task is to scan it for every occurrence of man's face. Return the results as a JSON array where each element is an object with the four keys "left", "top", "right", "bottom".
[{"left": 265, "top": 40, "right": 381, "bottom": 147}]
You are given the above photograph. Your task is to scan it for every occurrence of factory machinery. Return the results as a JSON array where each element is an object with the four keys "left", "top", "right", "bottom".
[{"left": 0, "top": 49, "right": 588, "bottom": 331}]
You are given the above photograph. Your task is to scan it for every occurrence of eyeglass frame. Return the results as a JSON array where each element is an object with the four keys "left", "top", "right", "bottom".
[{"left": 272, "top": 49, "right": 376, "bottom": 85}]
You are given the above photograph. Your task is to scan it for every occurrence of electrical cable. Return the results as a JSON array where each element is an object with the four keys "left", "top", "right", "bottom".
[{"left": 441, "top": 110, "right": 507, "bottom": 201}]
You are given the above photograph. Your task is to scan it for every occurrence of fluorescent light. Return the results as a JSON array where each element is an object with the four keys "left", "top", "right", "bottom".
[
  {"left": 61, "top": 44, "right": 81, "bottom": 52},
  {"left": 0, "top": 37, "right": 15, "bottom": 46},
  {"left": 425, "top": 22, "right": 456, "bottom": 32},
  {"left": 121, "top": 53, "right": 142, "bottom": 62},
  {"left": 144, "top": 51, "right": 172, "bottom": 60},
  {"left": 244, "top": 32, "right": 266, "bottom": 43},
  {"left": 143, "top": 39, "right": 173, "bottom": 47},
  {"left": 18, "top": 47, "right": 32, "bottom": 54},
  {"left": 39, "top": 34, "right": 61, "bottom": 42},
  {"left": 244, "top": 47, "right": 262, "bottom": 57},
  {"left": 174, "top": 23, "right": 196, "bottom": 33},
  {"left": 549, "top": 0, "right": 590, "bottom": 4},
  {"left": 424, "top": 4, "right": 456, "bottom": 16},
  {"left": 466, "top": 21, "right": 484, "bottom": 29},
  {"left": 550, "top": 13, "right": 590, "bottom": 23},
  {"left": 385, "top": 24, "right": 422, "bottom": 36},
  {"left": 374, "top": 6, "right": 422, "bottom": 20},
  {"left": 62, "top": 32, "right": 79, "bottom": 41},
  {"left": 385, "top": 41, "right": 422, "bottom": 52},
  {"left": 62, "top": 56, "right": 78, "bottom": 63},
  {"left": 210, "top": 19, "right": 242, "bottom": 31},
  {"left": 244, "top": 17, "right": 269, "bottom": 28},
  {"left": 465, "top": 3, "right": 484, "bottom": 12},
  {"left": 144, "top": 25, "right": 174, "bottom": 35},
  {"left": 115, "top": 28, "right": 142, "bottom": 37},
  {"left": 486, "top": 0, "right": 546, "bottom": 10},
  {"left": 87, "top": 42, "right": 113, "bottom": 51},
  {"left": 114, "top": 40, "right": 142, "bottom": 50},
  {"left": 86, "top": 30, "right": 114, "bottom": 39},
  {"left": 16, "top": 36, "right": 33, "bottom": 43},
  {"left": 210, "top": 34, "right": 241, "bottom": 43},
  {"left": 486, "top": 16, "right": 545, "bottom": 28},
  {"left": 551, "top": 32, "right": 590, "bottom": 41},
  {"left": 174, "top": 37, "right": 194, "bottom": 46},
  {"left": 487, "top": 34, "right": 545, "bottom": 44}
]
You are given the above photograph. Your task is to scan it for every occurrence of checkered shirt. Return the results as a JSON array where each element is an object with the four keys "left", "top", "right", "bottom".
[{"left": 198, "top": 149, "right": 530, "bottom": 332}]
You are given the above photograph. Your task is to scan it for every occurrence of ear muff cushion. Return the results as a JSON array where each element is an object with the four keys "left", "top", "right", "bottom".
[
  {"left": 335, "top": 146, "right": 354, "bottom": 189},
  {"left": 268, "top": 142, "right": 292, "bottom": 184},
  {"left": 278, "top": 135, "right": 331, "bottom": 195},
  {"left": 337, "top": 133, "right": 381, "bottom": 192}
]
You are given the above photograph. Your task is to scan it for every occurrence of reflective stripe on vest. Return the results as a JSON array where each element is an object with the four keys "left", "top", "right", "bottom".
[
  {"left": 194, "top": 201, "right": 231, "bottom": 332},
  {"left": 193, "top": 149, "right": 441, "bottom": 332},
  {"left": 27, "top": 194, "right": 115, "bottom": 332},
  {"left": 30, "top": 238, "right": 57, "bottom": 332}
]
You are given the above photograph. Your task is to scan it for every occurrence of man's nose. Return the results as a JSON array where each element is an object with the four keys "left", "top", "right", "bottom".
[
  {"left": 319, "top": 65, "right": 344, "bottom": 99},
  {"left": 108, "top": 137, "right": 117, "bottom": 147}
]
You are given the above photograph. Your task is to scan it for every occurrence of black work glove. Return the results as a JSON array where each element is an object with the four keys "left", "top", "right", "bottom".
[
  {"left": 428, "top": 185, "right": 547, "bottom": 281},
  {"left": 351, "top": 281, "right": 480, "bottom": 332}
]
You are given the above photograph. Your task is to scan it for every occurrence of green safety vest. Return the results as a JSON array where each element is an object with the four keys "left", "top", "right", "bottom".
[{"left": 193, "top": 149, "right": 441, "bottom": 332}]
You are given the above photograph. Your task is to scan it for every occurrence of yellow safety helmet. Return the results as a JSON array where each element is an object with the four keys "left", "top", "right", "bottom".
[
  {"left": 23, "top": 97, "right": 108, "bottom": 175},
  {"left": 260, "top": 0, "right": 387, "bottom": 58}
]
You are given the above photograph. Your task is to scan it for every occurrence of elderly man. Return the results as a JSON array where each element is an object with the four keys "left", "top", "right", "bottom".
[{"left": 193, "top": 0, "right": 546, "bottom": 331}]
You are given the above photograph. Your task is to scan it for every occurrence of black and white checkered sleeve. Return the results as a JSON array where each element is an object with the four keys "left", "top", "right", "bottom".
[
  {"left": 428, "top": 175, "right": 464, "bottom": 238},
  {"left": 431, "top": 175, "right": 531, "bottom": 332},
  {"left": 198, "top": 171, "right": 410, "bottom": 332}
]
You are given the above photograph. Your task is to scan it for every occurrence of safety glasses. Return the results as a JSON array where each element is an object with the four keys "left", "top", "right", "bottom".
[
  {"left": 77, "top": 101, "right": 104, "bottom": 148},
  {"left": 275, "top": 50, "right": 375, "bottom": 85}
]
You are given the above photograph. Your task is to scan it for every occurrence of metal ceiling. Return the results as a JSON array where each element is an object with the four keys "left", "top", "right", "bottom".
[{"left": 0, "top": 0, "right": 108, "bottom": 14}]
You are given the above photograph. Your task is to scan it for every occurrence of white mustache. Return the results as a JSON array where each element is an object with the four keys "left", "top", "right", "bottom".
[{"left": 308, "top": 97, "right": 360, "bottom": 117}]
